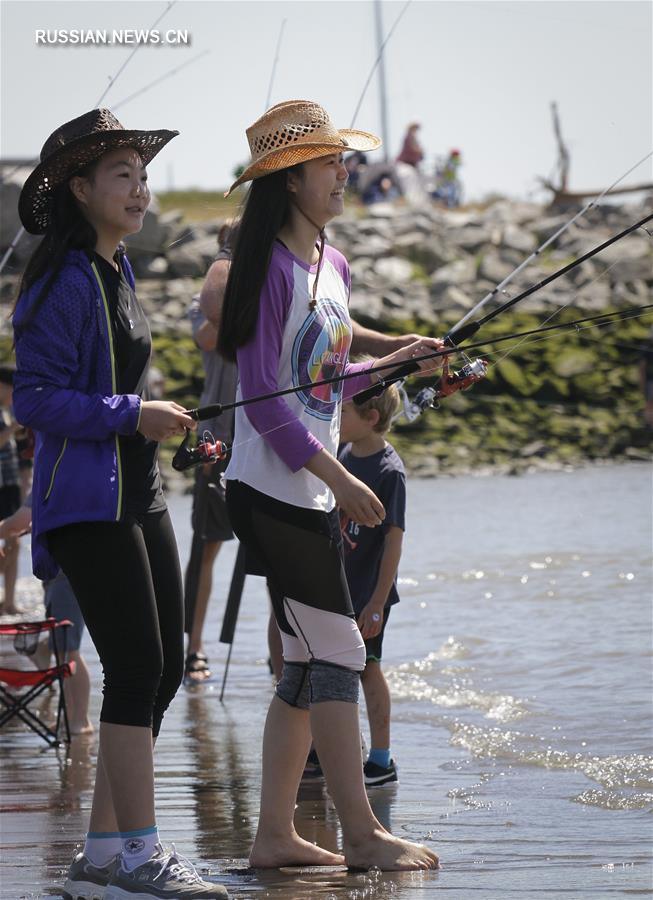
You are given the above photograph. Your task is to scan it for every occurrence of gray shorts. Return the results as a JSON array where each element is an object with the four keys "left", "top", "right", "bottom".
[{"left": 45, "top": 571, "right": 85, "bottom": 653}]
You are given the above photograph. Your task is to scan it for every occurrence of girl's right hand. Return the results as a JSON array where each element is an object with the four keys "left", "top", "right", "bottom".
[
  {"left": 333, "top": 470, "right": 385, "bottom": 528},
  {"left": 137, "top": 400, "right": 197, "bottom": 442}
]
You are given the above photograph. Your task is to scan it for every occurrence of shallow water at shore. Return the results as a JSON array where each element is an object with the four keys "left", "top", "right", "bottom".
[{"left": 1, "top": 462, "right": 651, "bottom": 899}]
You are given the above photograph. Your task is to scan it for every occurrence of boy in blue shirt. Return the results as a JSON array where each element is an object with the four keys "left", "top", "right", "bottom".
[{"left": 338, "top": 383, "right": 406, "bottom": 787}]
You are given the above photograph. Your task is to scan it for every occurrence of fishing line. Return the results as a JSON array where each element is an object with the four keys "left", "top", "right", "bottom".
[
  {"left": 447, "top": 212, "right": 653, "bottom": 344},
  {"left": 112, "top": 50, "right": 210, "bottom": 112},
  {"left": 94, "top": 1, "right": 177, "bottom": 106},
  {"left": 191, "top": 305, "right": 653, "bottom": 455},
  {"left": 0, "top": 0, "right": 179, "bottom": 276},
  {"left": 450, "top": 149, "right": 653, "bottom": 334},
  {"left": 187, "top": 305, "right": 653, "bottom": 424},
  {"left": 349, "top": 0, "right": 412, "bottom": 129},
  {"left": 489, "top": 256, "right": 624, "bottom": 368},
  {"left": 264, "top": 19, "right": 287, "bottom": 111},
  {"left": 348, "top": 212, "right": 653, "bottom": 404}
]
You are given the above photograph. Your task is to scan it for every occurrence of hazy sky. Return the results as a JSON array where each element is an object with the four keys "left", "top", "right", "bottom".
[{"left": 1, "top": 0, "right": 651, "bottom": 201}]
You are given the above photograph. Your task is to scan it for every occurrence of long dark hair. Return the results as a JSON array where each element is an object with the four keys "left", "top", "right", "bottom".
[
  {"left": 12, "top": 162, "right": 98, "bottom": 332},
  {"left": 218, "top": 165, "right": 301, "bottom": 362}
]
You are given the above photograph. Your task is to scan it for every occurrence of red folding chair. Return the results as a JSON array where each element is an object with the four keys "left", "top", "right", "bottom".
[{"left": 0, "top": 618, "right": 76, "bottom": 747}]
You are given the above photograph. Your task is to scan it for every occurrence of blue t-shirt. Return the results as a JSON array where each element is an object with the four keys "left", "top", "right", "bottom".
[{"left": 338, "top": 441, "right": 406, "bottom": 614}]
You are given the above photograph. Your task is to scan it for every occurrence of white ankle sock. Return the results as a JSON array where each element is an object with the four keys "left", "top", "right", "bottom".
[
  {"left": 120, "top": 826, "right": 160, "bottom": 872},
  {"left": 83, "top": 831, "right": 122, "bottom": 866}
]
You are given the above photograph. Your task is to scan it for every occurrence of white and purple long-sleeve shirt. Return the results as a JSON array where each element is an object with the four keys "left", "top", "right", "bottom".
[{"left": 225, "top": 240, "right": 374, "bottom": 511}]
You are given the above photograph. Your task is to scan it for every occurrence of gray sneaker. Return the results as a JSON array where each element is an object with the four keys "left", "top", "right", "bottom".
[
  {"left": 104, "top": 844, "right": 228, "bottom": 899},
  {"left": 62, "top": 851, "right": 119, "bottom": 900}
]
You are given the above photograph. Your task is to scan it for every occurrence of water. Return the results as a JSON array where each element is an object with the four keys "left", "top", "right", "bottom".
[{"left": 1, "top": 462, "right": 651, "bottom": 898}]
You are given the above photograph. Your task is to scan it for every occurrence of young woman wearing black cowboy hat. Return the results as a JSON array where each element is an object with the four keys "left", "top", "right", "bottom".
[
  {"left": 12, "top": 109, "right": 227, "bottom": 899},
  {"left": 219, "top": 99, "right": 441, "bottom": 872}
]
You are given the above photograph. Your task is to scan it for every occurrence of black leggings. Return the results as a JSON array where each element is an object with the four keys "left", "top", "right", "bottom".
[
  {"left": 225, "top": 479, "right": 354, "bottom": 637},
  {"left": 48, "top": 510, "right": 184, "bottom": 736}
]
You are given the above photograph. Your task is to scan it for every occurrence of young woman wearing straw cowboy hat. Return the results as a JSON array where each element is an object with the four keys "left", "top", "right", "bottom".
[
  {"left": 219, "top": 99, "right": 441, "bottom": 871},
  {"left": 12, "top": 110, "right": 227, "bottom": 899}
]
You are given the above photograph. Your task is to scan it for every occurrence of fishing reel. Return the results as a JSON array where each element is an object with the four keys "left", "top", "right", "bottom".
[
  {"left": 447, "top": 357, "right": 488, "bottom": 385},
  {"left": 395, "top": 383, "right": 440, "bottom": 423},
  {"left": 394, "top": 357, "right": 489, "bottom": 423},
  {"left": 172, "top": 429, "right": 229, "bottom": 472}
]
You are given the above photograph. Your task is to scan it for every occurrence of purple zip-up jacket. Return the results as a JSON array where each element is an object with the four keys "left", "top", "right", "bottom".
[{"left": 12, "top": 249, "right": 142, "bottom": 580}]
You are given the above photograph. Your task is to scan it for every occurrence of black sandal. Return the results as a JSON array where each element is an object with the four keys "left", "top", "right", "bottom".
[{"left": 184, "top": 651, "right": 211, "bottom": 681}]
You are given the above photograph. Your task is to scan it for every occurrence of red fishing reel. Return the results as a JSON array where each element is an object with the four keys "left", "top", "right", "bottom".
[{"left": 172, "top": 430, "right": 229, "bottom": 472}]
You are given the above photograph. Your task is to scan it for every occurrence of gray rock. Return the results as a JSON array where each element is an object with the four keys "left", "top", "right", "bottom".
[
  {"left": 478, "top": 252, "right": 515, "bottom": 284},
  {"left": 449, "top": 225, "right": 495, "bottom": 252},
  {"left": 141, "top": 256, "right": 169, "bottom": 278},
  {"left": 393, "top": 232, "right": 454, "bottom": 272},
  {"left": 532, "top": 214, "right": 573, "bottom": 245},
  {"left": 351, "top": 234, "right": 394, "bottom": 260},
  {"left": 349, "top": 290, "right": 385, "bottom": 324},
  {"left": 572, "top": 281, "right": 612, "bottom": 309},
  {"left": 167, "top": 246, "right": 206, "bottom": 279},
  {"left": 124, "top": 209, "right": 166, "bottom": 259},
  {"left": 483, "top": 200, "right": 541, "bottom": 226},
  {"left": 430, "top": 257, "right": 477, "bottom": 289},
  {"left": 162, "top": 299, "right": 187, "bottom": 320},
  {"left": 374, "top": 256, "right": 414, "bottom": 283},
  {"left": 520, "top": 440, "right": 549, "bottom": 458},
  {"left": 500, "top": 224, "right": 537, "bottom": 255},
  {"left": 365, "top": 203, "right": 397, "bottom": 218},
  {"left": 431, "top": 285, "right": 474, "bottom": 314},
  {"left": 167, "top": 236, "right": 218, "bottom": 278}
]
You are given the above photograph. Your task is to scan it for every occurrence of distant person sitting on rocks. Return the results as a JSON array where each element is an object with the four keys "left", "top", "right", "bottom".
[
  {"left": 396, "top": 123, "right": 424, "bottom": 168},
  {"left": 395, "top": 123, "right": 428, "bottom": 206},
  {"left": 433, "top": 149, "right": 463, "bottom": 208},
  {"left": 344, "top": 151, "right": 368, "bottom": 195},
  {"left": 362, "top": 173, "right": 401, "bottom": 206}
]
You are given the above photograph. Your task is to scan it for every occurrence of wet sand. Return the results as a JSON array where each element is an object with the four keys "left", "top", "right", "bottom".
[
  {"left": 0, "top": 613, "right": 445, "bottom": 899},
  {"left": 2, "top": 465, "right": 651, "bottom": 899}
]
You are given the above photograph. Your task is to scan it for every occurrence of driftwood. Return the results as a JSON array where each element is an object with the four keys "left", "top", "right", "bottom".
[
  {"left": 538, "top": 101, "right": 652, "bottom": 208},
  {"left": 538, "top": 178, "right": 653, "bottom": 204}
]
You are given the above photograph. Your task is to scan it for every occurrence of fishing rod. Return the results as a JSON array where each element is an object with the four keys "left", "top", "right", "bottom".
[
  {"left": 0, "top": 0, "right": 177, "bottom": 276},
  {"left": 95, "top": 0, "right": 177, "bottom": 106},
  {"left": 351, "top": 211, "right": 653, "bottom": 403},
  {"left": 172, "top": 303, "right": 653, "bottom": 475},
  {"left": 174, "top": 305, "right": 653, "bottom": 436},
  {"left": 112, "top": 50, "right": 210, "bottom": 112},
  {"left": 264, "top": 18, "right": 287, "bottom": 110},
  {"left": 450, "top": 149, "right": 653, "bottom": 334},
  {"left": 349, "top": 0, "right": 412, "bottom": 130}
]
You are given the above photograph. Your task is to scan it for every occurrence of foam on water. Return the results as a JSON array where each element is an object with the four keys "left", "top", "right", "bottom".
[
  {"left": 444, "top": 719, "right": 653, "bottom": 794},
  {"left": 572, "top": 789, "right": 653, "bottom": 811},
  {"left": 387, "top": 642, "right": 529, "bottom": 722}
]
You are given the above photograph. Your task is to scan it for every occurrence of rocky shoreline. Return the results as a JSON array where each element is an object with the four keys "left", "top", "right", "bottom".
[{"left": 1, "top": 195, "right": 651, "bottom": 483}]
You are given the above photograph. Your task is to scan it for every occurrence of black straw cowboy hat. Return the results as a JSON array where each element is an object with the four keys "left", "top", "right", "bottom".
[{"left": 18, "top": 108, "right": 179, "bottom": 234}]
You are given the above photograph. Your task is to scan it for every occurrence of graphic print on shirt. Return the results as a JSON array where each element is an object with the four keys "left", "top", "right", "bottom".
[
  {"left": 339, "top": 508, "right": 359, "bottom": 551},
  {"left": 291, "top": 297, "right": 352, "bottom": 421}
]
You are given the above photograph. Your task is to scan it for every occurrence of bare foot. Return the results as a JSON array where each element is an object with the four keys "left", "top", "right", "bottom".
[
  {"left": 345, "top": 829, "right": 439, "bottom": 872},
  {"left": 250, "top": 830, "right": 345, "bottom": 869}
]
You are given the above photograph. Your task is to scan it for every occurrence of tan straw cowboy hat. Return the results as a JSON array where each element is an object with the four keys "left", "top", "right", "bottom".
[
  {"left": 226, "top": 100, "right": 381, "bottom": 196},
  {"left": 19, "top": 108, "right": 178, "bottom": 235}
]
